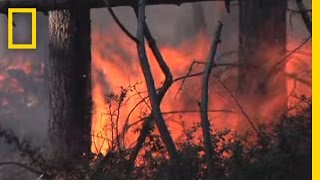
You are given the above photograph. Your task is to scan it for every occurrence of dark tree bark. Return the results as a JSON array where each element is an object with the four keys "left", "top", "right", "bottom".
[
  {"left": 48, "top": 0, "right": 92, "bottom": 167},
  {"left": 238, "top": 0, "right": 288, "bottom": 124}
]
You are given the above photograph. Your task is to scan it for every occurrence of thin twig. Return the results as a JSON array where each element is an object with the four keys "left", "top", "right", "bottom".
[
  {"left": 287, "top": 8, "right": 311, "bottom": 13},
  {"left": 122, "top": 98, "right": 148, "bottom": 136},
  {"left": 175, "top": 72, "right": 204, "bottom": 82},
  {"left": 286, "top": 72, "right": 311, "bottom": 87},
  {"left": 162, "top": 109, "right": 235, "bottom": 115},
  {"left": 215, "top": 76, "right": 259, "bottom": 135},
  {"left": 133, "top": 85, "right": 151, "bottom": 109},
  {"left": 175, "top": 60, "right": 203, "bottom": 97},
  {"left": 264, "top": 36, "right": 311, "bottom": 83},
  {"left": 173, "top": 62, "right": 240, "bottom": 87}
]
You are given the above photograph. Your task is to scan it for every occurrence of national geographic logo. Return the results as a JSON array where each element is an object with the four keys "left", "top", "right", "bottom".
[{"left": 7, "top": 8, "right": 36, "bottom": 49}]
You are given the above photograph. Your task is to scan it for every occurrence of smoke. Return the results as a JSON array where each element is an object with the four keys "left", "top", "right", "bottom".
[
  {"left": 0, "top": 12, "right": 49, "bottom": 180},
  {"left": 0, "top": 12, "right": 49, "bottom": 140},
  {"left": 0, "top": 0, "right": 310, "bottom": 146},
  {"left": 0, "top": 0, "right": 312, "bottom": 177}
]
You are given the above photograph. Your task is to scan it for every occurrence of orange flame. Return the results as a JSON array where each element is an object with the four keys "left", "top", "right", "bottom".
[{"left": 90, "top": 25, "right": 311, "bottom": 155}]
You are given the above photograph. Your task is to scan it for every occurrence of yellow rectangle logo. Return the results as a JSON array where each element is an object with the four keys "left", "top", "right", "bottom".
[{"left": 8, "top": 8, "right": 36, "bottom": 49}]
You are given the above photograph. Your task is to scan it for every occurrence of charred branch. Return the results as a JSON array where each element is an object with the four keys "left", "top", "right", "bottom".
[
  {"left": 296, "top": 0, "right": 312, "bottom": 36},
  {"left": 104, "top": 0, "right": 137, "bottom": 42},
  {"left": 174, "top": 62, "right": 240, "bottom": 91},
  {"left": 135, "top": 0, "right": 180, "bottom": 171},
  {"left": 163, "top": 109, "right": 234, "bottom": 115},
  {"left": 175, "top": 60, "right": 201, "bottom": 97},
  {"left": 265, "top": 36, "right": 311, "bottom": 83},
  {"left": 0, "top": 0, "right": 229, "bottom": 13},
  {"left": 140, "top": 17, "right": 173, "bottom": 102},
  {"left": 215, "top": 77, "right": 259, "bottom": 134},
  {"left": 286, "top": 73, "right": 311, "bottom": 87},
  {"left": 126, "top": 6, "right": 175, "bottom": 172},
  {"left": 126, "top": 116, "right": 153, "bottom": 171}
]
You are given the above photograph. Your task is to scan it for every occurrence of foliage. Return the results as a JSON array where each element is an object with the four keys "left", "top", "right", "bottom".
[{"left": 0, "top": 97, "right": 311, "bottom": 180}]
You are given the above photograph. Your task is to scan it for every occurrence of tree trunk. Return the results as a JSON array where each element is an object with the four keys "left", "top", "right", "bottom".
[
  {"left": 48, "top": 0, "right": 92, "bottom": 167},
  {"left": 238, "top": 0, "right": 287, "bottom": 124},
  {"left": 200, "top": 22, "right": 223, "bottom": 179}
]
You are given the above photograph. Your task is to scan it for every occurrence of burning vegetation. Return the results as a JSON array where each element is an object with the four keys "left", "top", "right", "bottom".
[{"left": 0, "top": 0, "right": 312, "bottom": 179}]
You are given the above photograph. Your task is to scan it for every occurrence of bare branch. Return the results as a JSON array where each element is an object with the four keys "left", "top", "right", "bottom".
[
  {"left": 215, "top": 76, "right": 259, "bottom": 134},
  {"left": 175, "top": 60, "right": 202, "bottom": 97},
  {"left": 135, "top": 0, "right": 179, "bottom": 166},
  {"left": 143, "top": 22, "right": 173, "bottom": 101},
  {"left": 175, "top": 71, "right": 204, "bottom": 82},
  {"left": 286, "top": 72, "right": 311, "bottom": 87},
  {"left": 126, "top": 117, "right": 149, "bottom": 130},
  {"left": 265, "top": 36, "right": 311, "bottom": 83},
  {"left": 174, "top": 62, "right": 240, "bottom": 90},
  {"left": 199, "top": 22, "right": 223, "bottom": 177},
  {"left": 126, "top": 115, "right": 153, "bottom": 170},
  {"left": 0, "top": 0, "right": 229, "bottom": 12},
  {"left": 287, "top": 8, "right": 311, "bottom": 13},
  {"left": 122, "top": 98, "right": 148, "bottom": 135},
  {"left": 126, "top": 7, "right": 176, "bottom": 171},
  {"left": 104, "top": 0, "right": 138, "bottom": 42},
  {"left": 162, "top": 109, "right": 235, "bottom": 115}
]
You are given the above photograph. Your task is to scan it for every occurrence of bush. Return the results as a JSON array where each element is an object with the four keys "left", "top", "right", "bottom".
[{"left": 0, "top": 100, "right": 311, "bottom": 180}]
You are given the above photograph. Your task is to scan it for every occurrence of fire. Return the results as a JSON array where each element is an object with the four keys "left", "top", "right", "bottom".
[
  {"left": 0, "top": 25, "right": 310, "bottom": 156},
  {"left": 286, "top": 37, "right": 312, "bottom": 114},
  {"left": 91, "top": 24, "right": 311, "bottom": 155},
  {"left": 91, "top": 26, "right": 220, "bottom": 154},
  {"left": 0, "top": 56, "right": 42, "bottom": 99}
]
